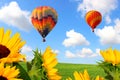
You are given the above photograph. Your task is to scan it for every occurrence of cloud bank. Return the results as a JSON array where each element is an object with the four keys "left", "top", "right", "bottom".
[
  {"left": 21, "top": 45, "right": 33, "bottom": 61},
  {"left": 65, "top": 48, "right": 100, "bottom": 58},
  {"left": 63, "top": 29, "right": 90, "bottom": 47},
  {"left": 95, "top": 19, "right": 120, "bottom": 45},
  {"left": 77, "top": 0, "right": 118, "bottom": 24},
  {"left": 0, "top": 1, "right": 32, "bottom": 31}
]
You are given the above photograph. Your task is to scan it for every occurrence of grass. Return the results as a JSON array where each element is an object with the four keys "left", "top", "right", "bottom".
[
  {"left": 56, "top": 63, "right": 106, "bottom": 79},
  {"left": 19, "top": 62, "right": 106, "bottom": 80}
]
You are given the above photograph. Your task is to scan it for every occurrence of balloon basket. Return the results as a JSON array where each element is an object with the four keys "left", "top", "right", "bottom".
[
  {"left": 92, "top": 29, "right": 94, "bottom": 32},
  {"left": 43, "top": 38, "right": 46, "bottom": 42}
]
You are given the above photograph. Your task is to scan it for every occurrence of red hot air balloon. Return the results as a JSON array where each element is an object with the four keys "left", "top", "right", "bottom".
[
  {"left": 85, "top": 10, "right": 102, "bottom": 32},
  {"left": 31, "top": 6, "right": 58, "bottom": 42}
]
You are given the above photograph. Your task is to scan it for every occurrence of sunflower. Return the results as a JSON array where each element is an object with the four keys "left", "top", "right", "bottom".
[
  {"left": 0, "top": 62, "right": 22, "bottom": 80},
  {"left": 73, "top": 70, "right": 90, "bottom": 80},
  {"left": 0, "top": 27, "right": 26, "bottom": 63},
  {"left": 66, "top": 77, "right": 72, "bottom": 80},
  {"left": 100, "top": 48, "right": 120, "bottom": 65},
  {"left": 95, "top": 76, "right": 104, "bottom": 80},
  {"left": 66, "top": 70, "right": 104, "bottom": 80},
  {"left": 42, "top": 47, "right": 61, "bottom": 80}
]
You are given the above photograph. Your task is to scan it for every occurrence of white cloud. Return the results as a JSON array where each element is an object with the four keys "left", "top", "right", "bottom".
[
  {"left": 96, "top": 48, "right": 101, "bottom": 55},
  {"left": 21, "top": 45, "right": 33, "bottom": 61},
  {"left": 77, "top": 48, "right": 99, "bottom": 57},
  {"left": 21, "top": 45, "right": 32, "bottom": 53},
  {"left": 105, "top": 15, "right": 112, "bottom": 24},
  {"left": 65, "top": 48, "right": 100, "bottom": 58},
  {"left": 77, "top": 48, "right": 93, "bottom": 57},
  {"left": 65, "top": 50, "right": 76, "bottom": 58},
  {"left": 63, "top": 29, "right": 90, "bottom": 47},
  {"left": 95, "top": 18, "right": 120, "bottom": 45},
  {"left": 52, "top": 49, "right": 60, "bottom": 54},
  {"left": 77, "top": 0, "right": 117, "bottom": 23},
  {"left": 0, "top": 1, "right": 32, "bottom": 31}
]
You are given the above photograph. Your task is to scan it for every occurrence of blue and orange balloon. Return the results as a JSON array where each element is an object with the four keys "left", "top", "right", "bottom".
[
  {"left": 85, "top": 10, "right": 102, "bottom": 32},
  {"left": 31, "top": 6, "right": 58, "bottom": 42}
]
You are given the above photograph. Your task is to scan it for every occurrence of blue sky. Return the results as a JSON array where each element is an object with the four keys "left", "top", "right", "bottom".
[{"left": 0, "top": 0, "right": 120, "bottom": 64}]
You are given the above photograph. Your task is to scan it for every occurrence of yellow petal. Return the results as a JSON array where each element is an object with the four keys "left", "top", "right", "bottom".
[
  {"left": 45, "top": 58, "right": 58, "bottom": 70},
  {"left": 107, "top": 48, "right": 115, "bottom": 65},
  {"left": 48, "top": 74, "right": 62, "bottom": 80},
  {"left": 100, "top": 50, "right": 107, "bottom": 61},
  {"left": 114, "top": 49, "right": 120, "bottom": 65},
  {"left": 0, "top": 62, "right": 4, "bottom": 75},
  {"left": 7, "top": 69, "right": 19, "bottom": 78},
  {"left": 16, "top": 41, "right": 26, "bottom": 50},
  {"left": 95, "top": 75, "right": 104, "bottom": 80},
  {"left": 0, "top": 27, "right": 4, "bottom": 43},
  {"left": 83, "top": 70, "right": 90, "bottom": 80},
  {"left": 9, "top": 79, "right": 23, "bottom": 80},
  {"left": 73, "top": 71, "right": 81, "bottom": 80},
  {"left": 3, "top": 66, "right": 11, "bottom": 77},
  {"left": 48, "top": 68, "right": 58, "bottom": 75},
  {"left": 43, "top": 46, "right": 51, "bottom": 58},
  {"left": 2, "top": 29, "right": 11, "bottom": 45},
  {"left": 79, "top": 73, "right": 84, "bottom": 80},
  {"left": 66, "top": 77, "right": 72, "bottom": 80},
  {"left": 95, "top": 76, "right": 100, "bottom": 80},
  {"left": 44, "top": 53, "right": 57, "bottom": 65},
  {"left": 9, "top": 38, "right": 21, "bottom": 50},
  {"left": 7, "top": 33, "right": 20, "bottom": 49}
]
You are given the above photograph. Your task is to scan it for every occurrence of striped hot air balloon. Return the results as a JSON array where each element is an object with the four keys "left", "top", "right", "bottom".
[
  {"left": 31, "top": 6, "right": 58, "bottom": 42},
  {"left": 85, "top": 10, "right": 102, "bottom": 32}
]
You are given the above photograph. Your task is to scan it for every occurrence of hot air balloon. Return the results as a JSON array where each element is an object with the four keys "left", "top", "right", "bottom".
[
  {"left": 85, "top": 10, "right": 102, "bottom": 32},
  {"left": 31, "top": 6, "right": 58, "bottom": 42}
]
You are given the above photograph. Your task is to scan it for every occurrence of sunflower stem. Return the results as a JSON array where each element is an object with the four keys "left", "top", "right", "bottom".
[{"left": 113, "top": 66, "right": 119, "bottom": 80}]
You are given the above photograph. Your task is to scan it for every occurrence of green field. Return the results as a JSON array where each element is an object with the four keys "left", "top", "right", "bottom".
[
  {"left": 56, "top": 63, "right": 105, "bottom": 79},
  {"left": 19, "top": 62, "right": 106, "bottom": 80}
]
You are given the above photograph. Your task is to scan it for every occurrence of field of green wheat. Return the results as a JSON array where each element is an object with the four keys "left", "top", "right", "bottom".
[
  {"left": 19, "top": 62, "right": 105, "bottom": 80},
  {"left": 56, "top": 63, "right": 105, "bottom": 79},
  {"left": 57, "top": 63, "right": 105, "bottom": 80}
]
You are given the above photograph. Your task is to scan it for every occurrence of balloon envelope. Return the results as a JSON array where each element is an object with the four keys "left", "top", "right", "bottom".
[
  {"left": 31, "top": 6, "right": 58, "bottom": 42},
  {"left": 85, "top": 10, "right": 102, "bottom": 32}
]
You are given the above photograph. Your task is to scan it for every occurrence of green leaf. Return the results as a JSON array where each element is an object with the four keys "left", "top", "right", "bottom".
[
  {"left": 27, "top": 61, "right": 32, "bottom": 71},
  {"left": 13, "top": 62, "right": 31, "bottom": 80},
  {"left": 28, "top": 64, "right": 41, "bottom": 80},
  {"left": 31, "top": 49, "right": 49, "bottom": 80},
  {"left": 32, "top": 49, "right": 43, "bottom": 68},
  {"left": 97, "top": 61, "right": 120, "bottom": 80}
]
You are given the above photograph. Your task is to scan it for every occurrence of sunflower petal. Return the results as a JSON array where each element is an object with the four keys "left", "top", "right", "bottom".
[
  {"left": 73, "top": 71, "right": 81, "bottom": 80},
  {"left": 48, "top": 74, "right": 61, "bottom": 80},
  {"left": 0, "top": 28, "right": 4, "bottom": 43},
  {"left": 0, "top": 28, "right": 26, "bottom": 63},
  {"left": 66, "top": 77, "right": 72, "bottom": 80},
  {"left": 7, "top": 33, "right": 20, "bottom": 49},
  {"left": 48, "top": 68, "right": 58, "bottom": 75},
  {"left": 3, "top": 66, "right": 11, "bottom": 77},
  {"left": 0, "top": 62, "right": 4, "bottom": 75},
  {"left": 43, "top": 46, "right": 51, "bottom": 58},
  {"left": 9, "top": 79, "right": 23, "bottom": 80},
  {"left": 43, "top": 53, "right": 57, "bottom": 65},
  {"left": 42, "top": 46, "right": 61, "bottom": 80},
  {"left": 83, "top": 70, "right": 90, "bottom": 80},
  {"left": 114, "top": 49, "right": 120, "bottom": 65},
  {"left": 2, "top": 29, "right": 11, "bottom": 45},
  {"left": 7, "top": 69, "right": 20, "bottom": 78},
  {"left": 95, "top": 75, "right": 104, "bottom": 80},
  {"left": 0, "top": 62, "right": 22, "bottom": 80}
]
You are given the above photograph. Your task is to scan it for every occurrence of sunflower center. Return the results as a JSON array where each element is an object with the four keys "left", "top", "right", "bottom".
[
  {"left": 0, "top": 44, "right": 10, "bottom": 59},
  {"left": 0, "top": 76, "right": 8, "bottom": 80}
]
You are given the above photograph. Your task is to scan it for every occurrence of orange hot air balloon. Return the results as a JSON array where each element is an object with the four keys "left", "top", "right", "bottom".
[
  {"left": 85, "top": 10, "right": 102, "bottom": 32},
  {"left": 31, "top": 6, "right": 58, "bottom": 42}
]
